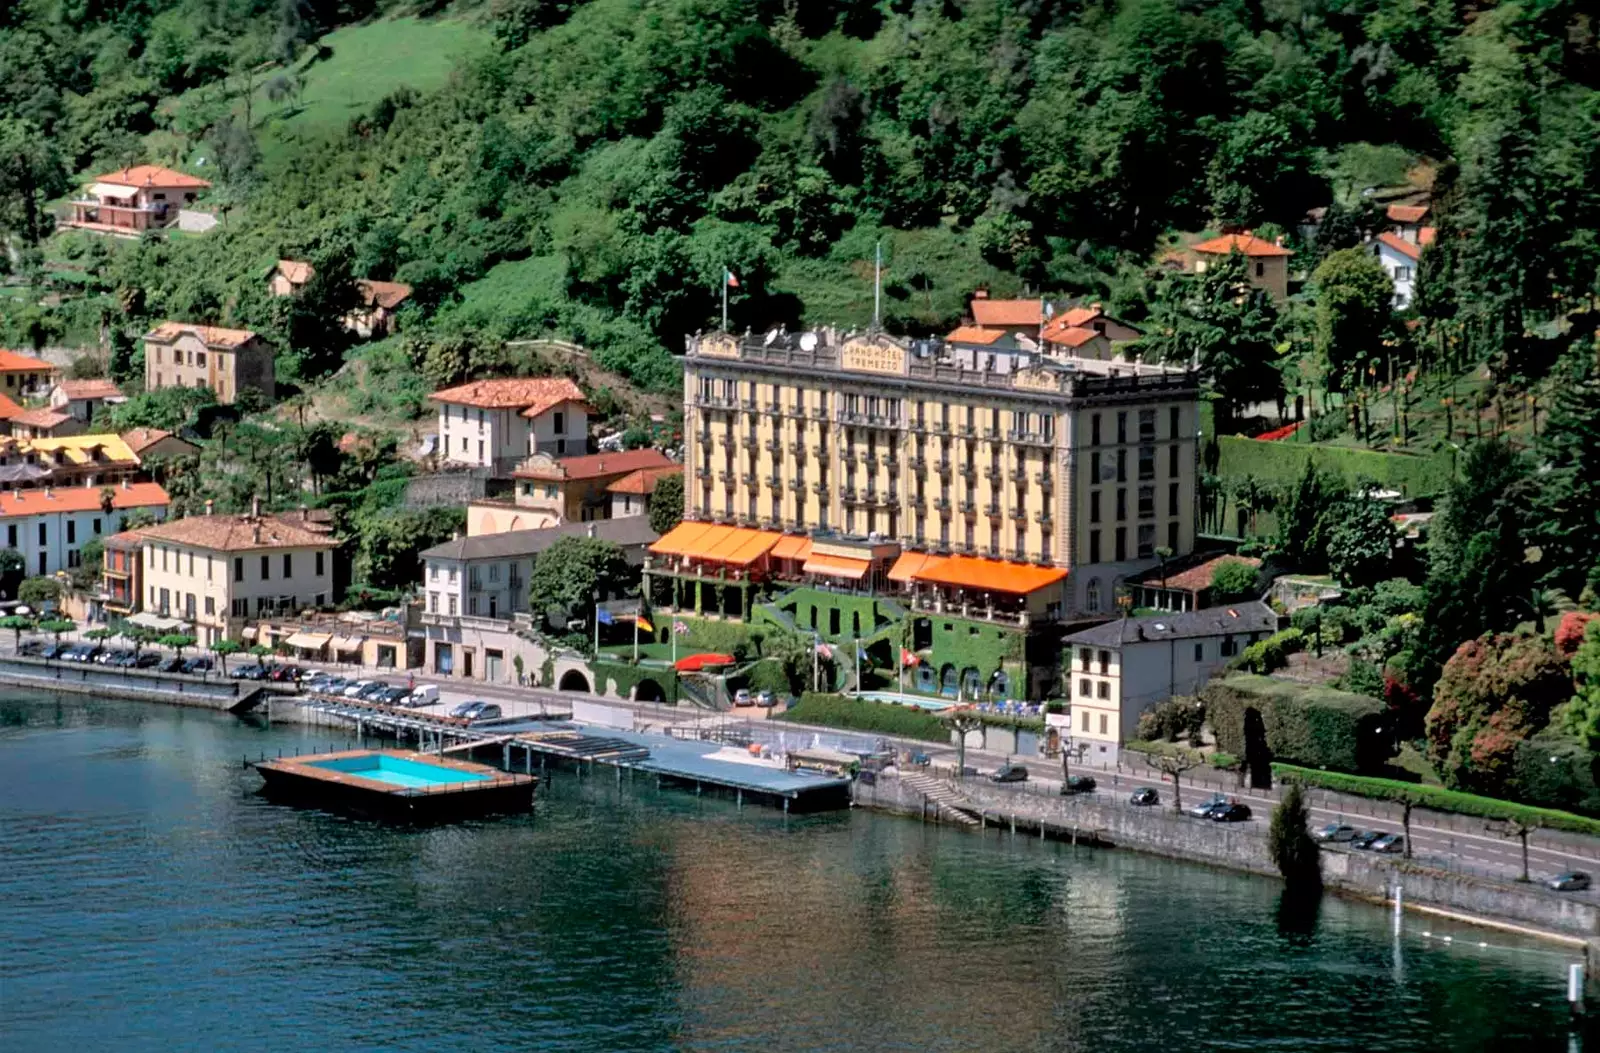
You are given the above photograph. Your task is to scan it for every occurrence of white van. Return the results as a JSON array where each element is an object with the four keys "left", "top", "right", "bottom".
[{"left": 406, "top": 684, "right": 440, "bottom": 708}]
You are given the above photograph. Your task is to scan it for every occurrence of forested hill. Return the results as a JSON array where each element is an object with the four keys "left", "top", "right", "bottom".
[{"left": 2, "top": 0, "right": 1598, "bottom": 396}]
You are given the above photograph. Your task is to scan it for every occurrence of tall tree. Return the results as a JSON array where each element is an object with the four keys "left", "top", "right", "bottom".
[
  {"left": 1311, "top": 248, "right": 1395, "bottom": 394},
  {"left": 0, "top": 117, "right": 68, "bottom": 246},
  {"left": 1272, "top": 462, "right": 1340, "bottom": 573},
  {"left": 648, "top": 471, "right": 684, "bottom": 536},
  {"left": 1529, "top": 349, "right": 1600, "bottom": 597}
]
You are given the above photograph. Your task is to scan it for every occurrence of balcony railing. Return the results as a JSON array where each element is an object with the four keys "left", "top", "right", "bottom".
[
  {"left": 787, "top": 478, "right": 806, "bottom": 492},
  {"left": 985, "top": 503, "right": 1002, "bottom": 518},
  {"left": 1010, "top": 466, "right": 1028, "bottom": 483}
]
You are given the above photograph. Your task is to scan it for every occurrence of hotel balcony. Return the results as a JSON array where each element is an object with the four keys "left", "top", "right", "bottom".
[
  {"left": 1008, "top": 430, "right": 1054, "bottom": 448},
  {"left": 787, "top": 439, "right": 805, "bottom": 456},
  {"left": 1035, "top": 510, "right": 1054, "bottom": 526},
  {"left": 739, "top": 471, "right": 758, "bottom": 486},
  {"left": 1010, "top": 466, "right": 1029, "bottom": 483},
  {"left": 787, "top": 478, "right": 806, "bottom": 492},
  {"left": 985, "top": 503, "right": 1002, "bottom": 518},
  {"left": 936, "top": 460, "right": 952, "bottom": 477},
  {"left": 934, "top": 497, "right": 951, "bottom": 512},
  {"left": 958, "top": 499, "right": 976, "bottom": 515},
  {"left": 909, "top": 455, "right": 926, "bottom": 471},
  {"left": 1036, "top": 471, "right": 1054, "bottom": 489},
  {"left": 812, "top": 481, "right": 829, "bottom": 496},
  {"left": 907, "top": 590, "right": 1033, "bottom": 628},
  {"left": 984, "top": 465, "right": 1002, "bottom": 482},
  {"left": 764, "top": 438, "right": 782, "bottom": 453},
  {"left": 695, "top": 466, "right": 712, "bottom": 480},
  {"left": 765, "top": 474, "right": 782, "bottom": 489}
]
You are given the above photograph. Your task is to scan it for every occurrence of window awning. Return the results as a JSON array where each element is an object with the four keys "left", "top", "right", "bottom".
[
  {"left": 284, "top": 632, "right": 331, "bottom": 650},
  {"left": 127, "top": 612, "right": 186, "bottom": 631},
  {"left": 887, "top": 550, "right": 946, "bottom": 584},
  {"left": 331, "top": 636, "right": 365, "bottom": 652},
  {"left": 89, "top": 182, "right": 137, "bottom": 198},
  {"left": 802, "top": 553, "right": 870, "bottom": 581},
  {"left": 240, "top": 626, "right": 257, "bottom": 640},
  {"left": 911, "top": 555, "right": 1068, "bottom": 595},
  {"left": 769, "top": 535, "right": 813, "bottom": 562}
]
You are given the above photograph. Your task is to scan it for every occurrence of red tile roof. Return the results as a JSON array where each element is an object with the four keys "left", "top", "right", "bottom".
[
  {"left": 516, "top": 448, "right": 674, "bottom": 483},
  {"left": 11, "top": 408, "right": 72, "bottom": 430},
  {"left": 275, "top": 260, "right": 314, "bottom": 285},
  {"left": 606, "top": 465, "right": 681, "bottom": 495},
  {"left": 356, "top": 279, "right": 413, "bottom": 310},
  {"left": 1158, "top": 555, "right": 1262, "bottom": 593},
  {"left": 92, "top": 165, "right": 211, "bottom": 190},
  {"left": 55, "top": 378, "right": 123, "bottom": 400},
  {"left": 121, "top": 427, "right": 192, "bottom": 456},
  {"left": 946, "top": 326, "right": 1007, "bottom": 345},
  {"left": 0, "top": 482, "right": 168, "bottom": 519},
  {"left": 1059, "top": 305, "right": 1103, "bottom": 328},
  {"left": 143, "top": 322, "right": 261, "bottom": 348},
  {"left": 1192, "top": 233, "right": 1294, "bottom": 258},
  {"left": 970, "top": 298, "right": 1042, "bottom": 327},
  {"left": 0, "top": 393, "right": 22, "bottom": 420},
  {"left": 429, "top": 377, "right": 586, "bottom": 413},
  {"left": 1418, "top": 226, "right": 1436, "bottom": 247},
  {"left": 1386, "top": 203, "right": 1429, "bottom": 224},
  {"left": 1376, "top": 232, "right": 1421, "bottom": 262},
  {"left": 1042, "top": 323, "right": 1102, "bottom": 348},
  {"left": 137, "top": 511, "right": 336, "bottom": 551},
  {"left": 0, "top": 349, "right": 55, "bottom": 373}
]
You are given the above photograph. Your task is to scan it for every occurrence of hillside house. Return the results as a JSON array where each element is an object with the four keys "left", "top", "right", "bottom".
[
  {"left": 141, "top": 323, "right": 276, "bottom": 404},
  {"left": 347, "top": 280, "right": 413, "bottom": 337},
  {"left": 1385, "top": 202, "right": 1431, "bottom": 244},
  {"left": 0, "top": 350, "right": 57, "bottom": 400},
  {"left": 8, "top": 408, "right": 83, "bottom": 440},
  {"left": 50, "top": 378, "right": 125, "bottom": 423},
  {"left": 0, "top": 480, "right": 169, "bottom": 579},
  {"left": 63, "top": 166, "right": 210, "bottom": 235},
  {"left": 1191, "top": 232, "right": 1294, "bottom": 301},
  {"left": 608, "top": 465, "right": 681, "bottom": 519},
  {"left": 430, "top": 377, "right": 589, "bottom": 475},
  {"left": 267, "top": 259, "right": 314, "bottom": 297}
]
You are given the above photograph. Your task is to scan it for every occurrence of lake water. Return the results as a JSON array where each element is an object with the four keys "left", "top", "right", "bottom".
[{"left": 0, "top": 691, "right": 1588, "bottom": 1052}]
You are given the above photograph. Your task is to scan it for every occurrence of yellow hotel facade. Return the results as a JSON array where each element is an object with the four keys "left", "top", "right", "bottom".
[{"left": 680, "top": 329, "right": 1201, "bottom": 618}]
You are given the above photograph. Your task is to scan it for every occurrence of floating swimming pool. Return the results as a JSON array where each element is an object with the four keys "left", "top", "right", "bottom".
[
  {"left": 853, "top": 691, "right": 957, "bottom": 711},
  {"left": 306, "top": 753, "right": 490, "bottom": 789},
  {"left": 254, "top": 749, "right": 535, "bottom": 822}
]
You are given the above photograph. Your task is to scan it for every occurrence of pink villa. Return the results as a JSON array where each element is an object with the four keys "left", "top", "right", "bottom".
[{"left": 65, "top": 165, "right": 211, "bottom": 235}]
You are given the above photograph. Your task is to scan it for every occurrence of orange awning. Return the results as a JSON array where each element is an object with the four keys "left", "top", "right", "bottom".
[
  {"left": 802, "top": 553, "right": 870, "bottom": 580},
  {"left": 649, "top": 521, "right": 780, "bottom": 567},
  {"left": 770, "top": 535, "right": 813, "bottom": 561},
  {"left": 887, "top": 550, "right": 946, "bottom": 584},
  {"left": 912, "top": 555, "right": 1067, "bottom": 595}
]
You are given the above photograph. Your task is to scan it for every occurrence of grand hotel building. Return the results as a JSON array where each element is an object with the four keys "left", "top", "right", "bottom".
[{"left": 674, "top": 329, "right": 1200, "bottom": 620}]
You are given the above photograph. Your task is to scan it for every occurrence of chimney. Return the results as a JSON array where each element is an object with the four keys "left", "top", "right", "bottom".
[
  {"left": 44, "top": 486, "right": 52, "bottom": 499},
  {"left": 122, "top": 478, "right": 130, "bottom": 490},
  {"left": 587, "top": 523, "right": 597, "bottom": 538},
  {"left": 299, "top": 504, "right": 309, "bottom": 522},
  {"left": 250, "top": 496, "right": 261, "bottom": 519},
  {"left": 204, "top": 499, "right": 214, "bottom": 516},
  {"left": 253, "top": 523, "right": 262, "bottom": 544},
  {"left": 973, "top": 289, "right": 989, "bottom": 300}
]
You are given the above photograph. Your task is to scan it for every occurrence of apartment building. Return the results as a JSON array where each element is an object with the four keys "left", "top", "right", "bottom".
[
  {"left": 133, "top": 507, "right": 338, "bottom": 646},
  {"left": 679, "top": 329, "right": 1199, "bottom": 617},
  {"left": 142, "top": 322, "right": 276, "bottom": 404},
  {"left": 0, "top": 481, "right": 169, "bottom": 578},
  {"left": 430, "top": 377, "right": 589, "bottom": 474},
  {"left": 0, "top": 349, "right": 57, "bottom": 399},
  {"left": 1061, "top": 602, "right": 1278, "bottom": 762}
]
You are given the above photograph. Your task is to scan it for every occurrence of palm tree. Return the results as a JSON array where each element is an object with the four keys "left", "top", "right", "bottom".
[
  {"left": 38, "top": 618, "right": 75, "bottom": 647},
  {"left": 158, "top": 633, "right": 196, "bottom": 660},
  {"left": 0, "top": 614, "right": 33, "bottom": 647}
]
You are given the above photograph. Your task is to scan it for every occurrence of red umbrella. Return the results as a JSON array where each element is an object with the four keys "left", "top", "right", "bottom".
[{"left": 674, "top": 652, "right": 735, "bottom": 672}]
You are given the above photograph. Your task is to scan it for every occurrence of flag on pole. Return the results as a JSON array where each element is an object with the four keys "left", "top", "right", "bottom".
[
  {"left": 815, "top": 642, "right": 833, "bottom": 658},
  {"left": 673, "top": 620, "right": 689, "bottom": 635},
  {"left": 725, "top": 270, "right": 740, "bottom": 288},
  {"left": 595, "top": 608, "right": 614, "bottom": 625},
  {"left": 635, "top": 615, "right": 654, "bottom": 634},
  {"left": 901, "top": 648, "right": 920, "bottom": 668}
]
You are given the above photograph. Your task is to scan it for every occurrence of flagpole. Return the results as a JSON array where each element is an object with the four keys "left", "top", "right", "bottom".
[
  {"left": 722, "top": 269, "right": 729, "bottom": 332},
  {"left": 873, "top": 240, "right": 882, "bottom": 329},
  {"left": 593, "top": 591, "right": 600, "bottom": 656},
  {"left": 633, "top": 614, "right": 639, "bottom": 663}
]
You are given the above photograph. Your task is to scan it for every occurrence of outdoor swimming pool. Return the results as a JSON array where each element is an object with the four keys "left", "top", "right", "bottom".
[
  {"left": 853, "top": 691, "right": 957, "bottom": 711},
  {"left": 306, "top": 753, "right": 490, "bottom": 789}
]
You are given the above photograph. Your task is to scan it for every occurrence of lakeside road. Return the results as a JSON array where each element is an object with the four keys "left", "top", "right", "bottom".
[{"left": 11, "top": 633, "right": 1600, "bottom": 893}]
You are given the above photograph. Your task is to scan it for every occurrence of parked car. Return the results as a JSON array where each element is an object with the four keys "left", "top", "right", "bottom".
[
  {"left": 1210, "top": 803, "right": 1253, "bottom": 823},
  {"left": 343, "top": 680, "right": 375, "bottom": 698},
  {"left": 465, "top": 703, "right": 502, "bottom": 722},
  {"left": 733, "top": 689, "right": 752, "bottom": 706},
  {"left": 155, "top": 656, "right": 184, "bottom": 673},
  {"left": 134, "top": 652, "right": 163, "bottom": 669},
  {"left": 355, "top": 682, "right": 391, "bottom": 701},
  {"left": 92, "top": 648, "right": 119, "bottom": 664},
  {"left": 63, "top": 644, "right": 100, "bottom": 663},
  {"left": 268, "top": 666, "right": 300, "bottom": 683},
  {"left": 1060, "top": 775, "right": 1097, "bottom": 795},
  {"left": 376, "top": 686, "right": 411, "bottom": 705},
  {"left": 1547, "top": 872, "right": 1592, "bottom": 892},
  {"left": 449, "top": 700, "right": 485, "bottom": 718},
  {"left": 755, "top": 690, "right": 777, "bottom": 708},
  {"left": 1130, "top": 787, "right": 1160, "bottom": 807},
  {"left": 991, "top": 763, "right": 1029, "bottom": 783},
  {"left": 18, "top": 639, "right": 44, "bottom": 656},
  {"left": 1314, "top": 823, "right": 1357, "bottom": 843},
  {"left": 181, "top": 657, "right": 212, "bottom": 674},
  {"left": 40, "top": 642, "right": 68, "bottom": 659},
  {"left": 1371, "top": 833, "right": 1405, "bottom": 853},
  {"left": 1188, "top": 793, "right": 1229, "bottom": 818},
  {"left": 1349, "top": 830, "right": 1384, "bottom": 850}
]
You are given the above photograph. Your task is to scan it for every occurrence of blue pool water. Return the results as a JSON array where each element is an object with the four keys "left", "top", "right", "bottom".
[
  {"left": 854, "top": 690, "right": 957, "bottom": 710},
  {"left": 307, "top": 753, "right": 489, "bottom": 788}
]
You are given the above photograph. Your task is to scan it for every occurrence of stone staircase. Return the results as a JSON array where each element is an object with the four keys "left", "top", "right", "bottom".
[{"left": 898, "top": 772, "right": 981, "bottom": 826}]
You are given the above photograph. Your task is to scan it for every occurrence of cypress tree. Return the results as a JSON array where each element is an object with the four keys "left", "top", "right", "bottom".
[{"left": 1268, "top": 782, "right": 1322, "bottom": 892}]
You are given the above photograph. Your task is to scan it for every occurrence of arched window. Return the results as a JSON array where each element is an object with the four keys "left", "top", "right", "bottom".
[{"left": 1086, "top": 578, "right": 1102, "bottom": 613}]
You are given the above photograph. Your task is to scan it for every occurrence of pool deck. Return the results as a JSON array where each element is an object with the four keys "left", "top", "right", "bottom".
[{"left": 254, "top": 748, "right": 537, "bottom": 821}]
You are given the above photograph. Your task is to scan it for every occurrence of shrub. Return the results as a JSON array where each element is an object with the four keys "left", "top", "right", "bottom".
[
  {"left": 1209, "top": 559, "right": 1261, "bottom": 602},
  {"left": 1274, "top": 763, "right": 1600, "bottom": 835},
  {"left": 1268, "top": 783, "right": 1322, "bottom": 891},
  {"left": 1135, "top": 697, "right": 1206, "bottom": 743},
  {"left": 1235, "top": 627, "right": 1304, "bottom": 674},
  {"left": 1205, "top": 673, "right": 1392, "bottom": 773},
  {"left": 776, "top": 693, "right": 947, "bottom": 742},
  {"left": 740, "top": 659, "right": 791, "bottom": 696}
]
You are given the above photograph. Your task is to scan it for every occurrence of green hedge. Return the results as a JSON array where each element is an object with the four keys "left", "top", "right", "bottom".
[
  {"left": 1273, "top": 763, "right": 1600, "bottom": 836},
  {"left": 1216, "top": 435, "right": 1455, "bottom": 497},
  {"left": 590, "top": 660, "right": 677, "bottom": 701},
  {"left": 776, "top": 692, "right": 947, "bottom": 742},
  {"left": 1512, "top": 727, "right": 1600, "bottom": 817},
  {"left": 1234, "top": 627, "right": 1304, "bottom": 674},
  {"left": 1205, "top": 673, "right": 1389, "bottom": 773}
]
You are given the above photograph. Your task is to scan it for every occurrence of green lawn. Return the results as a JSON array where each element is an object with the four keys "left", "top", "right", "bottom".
[{"left": 164, "top": 17, "right": 490, "bottom": 172}]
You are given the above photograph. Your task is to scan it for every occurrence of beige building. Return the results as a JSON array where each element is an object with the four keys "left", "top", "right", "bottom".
[
  {"left": 142, "top": 323, "right": 276, "bottom": 404},
  {"left": 680, "top": 329, "right": 1199, "bottom": 617},
  {"left": 50, "top": 378, "right": 125, "bottom": 422},
  {"left": 133, "top": 507, "right": 338, "bottom": 646},
  {"left": 1191, "top": 232, "right": 1293, "bottom": 301},
  {"left": 608, "top": 464, "right": 680, "bottom": 519},
  {"left": 0, "top": 349, "right": 57, "bottom": 400},
  {"left": 64, "top": 165, "right": 210, "bottom": 235},
  {"left": 1061, "top": 602, "right": 1278, "bottom": 762},
  {"left": 430, "top": 377, "right": 589, "bottom": 475}
]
